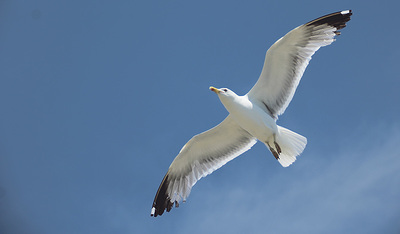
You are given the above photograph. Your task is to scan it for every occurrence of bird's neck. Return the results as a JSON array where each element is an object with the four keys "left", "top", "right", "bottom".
[{"left": 220, "top": 95, "right": 252, "bottom": 115}]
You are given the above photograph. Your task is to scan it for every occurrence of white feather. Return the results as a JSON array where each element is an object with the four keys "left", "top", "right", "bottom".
[
  {"left": 166, "top": 115, "right": 257, "bottom": 204},
  {"left": 247, "top": 18, "right": 345, "bottom": 117}
]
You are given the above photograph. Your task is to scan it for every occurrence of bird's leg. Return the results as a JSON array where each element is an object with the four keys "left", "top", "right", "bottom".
[
  {"left": 267, "top": 142, "right": 280, "bottom": 160},
  {"left": 274, "top": 141, "right": 281, "bottom": 155},
  {"left": 266, "top": 134, "right": 281, "bottom": 160}
]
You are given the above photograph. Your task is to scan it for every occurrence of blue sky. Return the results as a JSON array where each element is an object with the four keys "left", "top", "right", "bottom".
[{"left": 1, "top": 0, "right": 400, "bottom": 233}]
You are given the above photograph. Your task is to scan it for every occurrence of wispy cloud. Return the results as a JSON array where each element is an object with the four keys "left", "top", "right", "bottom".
[
  {"left": 3, "top": 124, "right": 399, "bottom": 234},
  {"left": 175, "top": 123, "right": 400, "bottom": 234}
]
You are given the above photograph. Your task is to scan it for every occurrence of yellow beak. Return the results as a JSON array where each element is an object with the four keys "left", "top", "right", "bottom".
[{"left": 209, "top": 86, "right": 221, "bottom": 94}]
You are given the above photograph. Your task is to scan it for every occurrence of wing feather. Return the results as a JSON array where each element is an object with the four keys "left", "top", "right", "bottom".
[
  {"left": 151, "top": 115, "right": 257, "bottom": 217},
  {"left": 247, "top": 10, "right": 352, "bottom": 118}
]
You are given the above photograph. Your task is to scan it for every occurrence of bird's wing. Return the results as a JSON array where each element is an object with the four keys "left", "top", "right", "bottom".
[
  {"left": 151, "top": 115, "right": 257, "bottom": 217},
  {"left": 247, "top": 10, "right": 352, "bottom": 118}
]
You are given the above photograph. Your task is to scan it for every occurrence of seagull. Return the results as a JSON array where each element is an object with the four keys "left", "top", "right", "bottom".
[{"left": 151, "top": 10, "right": 352, "bottom": 217}]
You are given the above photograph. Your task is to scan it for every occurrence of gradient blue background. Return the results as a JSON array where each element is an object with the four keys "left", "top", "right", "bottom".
[{"left": 1, "top": 0, "right": 399, "bottom": 233}]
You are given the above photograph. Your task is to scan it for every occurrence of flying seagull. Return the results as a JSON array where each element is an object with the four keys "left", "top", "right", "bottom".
[{"left": 151, "top": 10, "right": 352, "bottom": 217}]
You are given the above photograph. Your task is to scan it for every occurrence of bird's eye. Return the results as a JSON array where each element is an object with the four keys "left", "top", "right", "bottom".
[{"left": 223, "top": 89, "right": 228, "bottom": 92}]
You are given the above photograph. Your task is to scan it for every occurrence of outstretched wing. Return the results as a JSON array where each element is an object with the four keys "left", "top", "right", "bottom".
[
  {"left": 151, "top": 115, "right": 257, "bottom": 217},
  {"left": 247, "top": 10, "right": 352, "bottom": 118}
]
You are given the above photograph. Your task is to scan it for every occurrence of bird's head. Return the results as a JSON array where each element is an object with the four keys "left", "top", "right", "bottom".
[
  {"left": 209, "top": 86, "right": 231, "bottom": 96},
  {"left": 209, "top": 86, "right": 238, "bottom": 104}
]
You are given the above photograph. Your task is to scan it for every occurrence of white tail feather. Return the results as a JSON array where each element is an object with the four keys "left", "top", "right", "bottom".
[{"left": 275, "top": 126, "right": 307, "bottom": 167}]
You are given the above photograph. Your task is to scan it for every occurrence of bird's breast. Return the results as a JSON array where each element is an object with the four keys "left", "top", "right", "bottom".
[{"left": 223, "top": 97, "right": 277, "bottom": 142}]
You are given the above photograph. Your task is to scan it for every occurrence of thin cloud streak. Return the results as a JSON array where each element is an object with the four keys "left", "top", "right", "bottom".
[{"left": 176, "top": 123, "right": 400, "bottom": 234}]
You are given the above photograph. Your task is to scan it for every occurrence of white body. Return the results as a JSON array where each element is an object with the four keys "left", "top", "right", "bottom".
[
  {"left": 214, "top": 88, "right": 307, "bottom": 167},
  {"left": 218, "top": 93, "right": 277, "bottom": 144}
]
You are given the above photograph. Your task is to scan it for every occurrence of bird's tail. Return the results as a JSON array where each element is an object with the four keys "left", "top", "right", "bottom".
[{"left": 273, "top": 126, "right": 307, "bottom": 167}]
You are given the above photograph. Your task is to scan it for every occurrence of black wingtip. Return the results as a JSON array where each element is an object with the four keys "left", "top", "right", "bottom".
[
  {"left": 150, "top": 173, "right": 175, "bottom": 217},
  {"left": 306, "top": 10, "right": 352, "bottom": 31}
]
